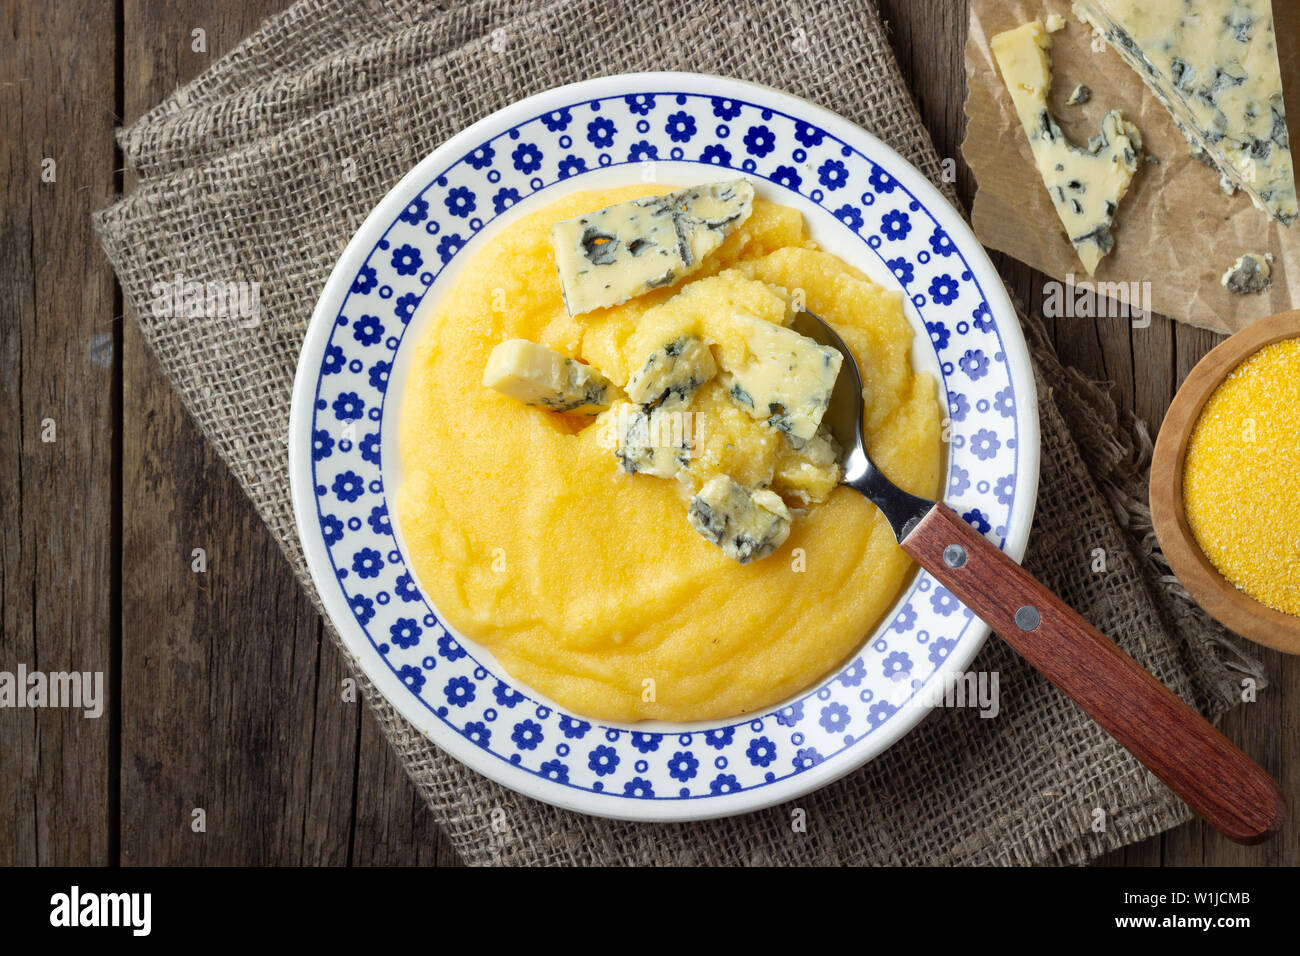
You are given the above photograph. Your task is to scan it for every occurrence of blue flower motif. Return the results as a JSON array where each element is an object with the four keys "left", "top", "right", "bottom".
[
  {"left": 511, "top": 719, "right": 543, "bottom": 751},
  {"left": 444, "top": 186, "right": 476, "bottom": 218},
  {"left": 586, "top": 116, "right": 616, "bottom": 148},
  {"left": 867, "top": 701, "right": 897, "bottom": 727},
  {"left": 511, "top": 142, "right": 543, "bottom": 174},
  {"left": 557, "top": 155, "right": 587, "bottom": 179},
  {"left": 623, "top": 777, "right": 655, "bottom": 798},
  {"left": 880, "top": 209, "right": 912, "bottom": 240},
  {"left": 892, "top": 603, "right": 917, "bottom": 632},
  {"left": 399, "top": 197, "right": 428, "bottom": 225},
  {"left": 493, "top": 682, "right": 524, "bottom": 708},
  {"left": 711, "top": 97, "right": 742, "bottom": 120},
  {"left": 746, "top": 736, "right": 777, "bottom": 767},
  {"left": 819, "top": 701, "right": 850, "bottom": 733},
  {"left": 322, "top": 344, "right": 344, "bottom": 375},
  {"left": 462, "top": 722, "right": 490, "bottom": 747},
  {"left": 389, "top": 617, "right": 421, "bottom": 649},
  {"left": 667, "top": 750, "right": 699, "bottom": 781},
  {"left": 665, "top": 110, "right": 696, "bottom": 143},
  {"left": 948, "top": 463, "right": 971, "bottom": 497},
  {"left": 959, "top": 348, "right": 990, "bottom": 381},
  {"left": 963, "top": 509, "right": 991, "bottom": 534},
  {"left": 971, "top": 428, "right": 1001, "bottom": 461},
  {"left": 541, "top": 107, "right": 572, "bottom": 131},
  {"left": 927, "top": 320, "right": 950, "bottom": 352},
  {"left": 630, "top": 732, "right": 661, "bottom": 753},
  {"left": 709, "top": 773, "right": 741, "bottom": 794},
  {"left": 312, "top": 429, "right": 335, "bottom": 461},
  {"left": 394, "top": 292, "right": 420, "bottom": 323},
  {"left": 444, "top": 675, "right": 475, "bottom": 707},
  {"left": 539, "top": 759, "right": 569, "bottom": 782},
  {"left": 772, "top": 165, "right": 802, "bottom": 189},
  {"left": 929, "top": 273, "right": 960, "bottom": 306},
  {"left": 436, "top": 233, "right": 464, "bottom": 263},
  {"left": 331, "top": 470, "right": 364, "bottom": 503},
  {"left": 351, "top": 266, "right": 377, "bottom": 295},
  {"left": 868, "top": 165, "right": 896, "bottom": 193},
  {"left": 887, "top": 257, "right": 914, "bottom": 284},
  {"left": 817, "top": 158, "right": 849, "bottom": 190},
  {"left": 930, "top": 586, "right": 959, "bottom": 616},
  {"left": 971, "top": 301, "right": 995, "bottom": 332},
  {"left": 699, "top": 143, "right": 732, "bottom": 165},
  {"left": 359, "top": 432, "right": 380, "bottom": 466},
  {"left": 391, "top": 244, "right": 423, "bottom": 276},
  {"left": 948, "top": 391, "right": 970, "bottom": 422},
  {"left": 353, "top": 314, "right": 383, "bottom": 347},
  {"left": 366, "top": 503, "right": 390, "bottom": 535},
  {"left": 559, "top": 715, "right": 591, "bottom": 739},
  {"left": 742, "top": 124, "right": 776, "bottom": 157},
  {"left": 492, "top": 187, "right": 521, "bottom": 215},
  {"left": 704, "top": 727, "right": 735, "bottom": 749},
  {"left": 368, "top": 360, "right": 390, "bottom": 393},
  {"left": 321, "top": 514, "right": 344, "bottom": 546},
  {"left": 332, "top": 391, "right": 364, "bottom": 421},
  {"left": 588, "top": 744, "right": 619, "bottom": 776},
  {"left": 840, "top": 658, "right": 867, "bottom": 687},
  {"left": 929, "top": 636, "right": 956, "bottom": 666},
  {"left": 437, "top": 632, "right": 466, "bottom": 661},
  {"left": 466, "top": 144, "right": 495, "bottom": 169},
  {"left": 833, "top": 204, "right": 864, "bottom": 231},
  {"left": 398, "top": 664, "right": 425, "bottom": 694},
  {"left": 882, "top": 651, "right": 913, "bottom": 680},
  {"left": 993, "top": 385, "right": 1015, "bottom": 419},
  {"left": 624, "top": 94, "right": 654, "bottom": 115},
  {"left": 351, "top": 547, "right": 383, "bottom": 579},
  {"left": 626, "top": 140, "right": 658, "bottom": 162},
  {"left": 349, "top": 593, "right": 375, "bottom": 625},
  {"left": 792, "top": 748, "right": 824, "bottom": 770},
  {"left": 394, "top": 571, "right": 420, "bottom": 602},
  {"left": 774, "top": 700, "right": 804, "bottom": 726},
  {"left": 794, "top": 121, "right": 825, "bottom": 147},
  {"left": 995, "top": 474, "right": 1015, "bottom": 506},
  {"left": 929, "top": 226, "right": 956, "bottom": 257}
]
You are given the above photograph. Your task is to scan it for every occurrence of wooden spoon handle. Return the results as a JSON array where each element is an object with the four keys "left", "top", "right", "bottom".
[{"left": 903, "top": 502, "right": 1285, "bottom": 845}]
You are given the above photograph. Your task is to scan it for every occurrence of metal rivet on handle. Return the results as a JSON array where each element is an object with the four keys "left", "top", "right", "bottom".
[
  {"left": 942, "top": 544, "right": 967, "bottom": 569},
  {"left": 1015, "top": 605, "right": 1041, "bottom": 631}
]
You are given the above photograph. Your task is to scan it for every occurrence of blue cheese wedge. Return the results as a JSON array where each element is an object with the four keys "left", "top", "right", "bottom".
[
  {"left": 1075, "top": 0, "right": 1297, "bottom": 226},
  {"left": 720, "top": 314, "right": 842, "bottom": 444},
  {"left": 1220, "top": 252, "right": 1273, "bottom": 293},
  {"left": 551, "top": 180, "right": 755, "bottom": 315},
  {"left": 625, "top": 335, "right": 717, "bottom": 411},
  {"left": 686, "top": 475, "right": 791, "bottom": 564},
  {"left": 483, "top": 338, "right": 612, "bottom": 414},
  {"left": 992, "top": 19, "right": 1144, "bottom": 274}
]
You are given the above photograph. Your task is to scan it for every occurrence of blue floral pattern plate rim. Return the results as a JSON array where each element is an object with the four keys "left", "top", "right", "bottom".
[{"left": 288, "top": 72, "right": 1039, "bottom": 821}]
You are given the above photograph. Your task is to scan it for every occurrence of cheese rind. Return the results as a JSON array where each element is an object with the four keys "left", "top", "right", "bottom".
[
  {"left": 687, "top": 474, "right": 791, "bottom": 564},
  {"left": 720, "top": 313, "right": 842, "bottom": 443},
  {"left": 1220, "top": 252, "right": 1273, "bottom": 293},
  {"left": 625, "top": 335, "right": 717, "bottom": 411},
  {"left": 992, "top": 19, "right": 1144, "bottom": 275},
  {"left": 550, "top": 180, "right": 755, "bottom": 315},
  {"left": 482, "top": 338, "right": 612, "bottom": 414},
  {"left": 1075, "top": 0, "right": 1297, "bottom": 226}
]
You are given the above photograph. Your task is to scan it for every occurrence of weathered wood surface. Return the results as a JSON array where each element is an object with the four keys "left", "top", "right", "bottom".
[{"left": 0, "top": 0, "right": 1292, "bottom": 866}]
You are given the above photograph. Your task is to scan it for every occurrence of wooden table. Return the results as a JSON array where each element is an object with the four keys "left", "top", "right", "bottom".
[{"left": 2, "top": 0, "right": 1295, "bottom": 866}]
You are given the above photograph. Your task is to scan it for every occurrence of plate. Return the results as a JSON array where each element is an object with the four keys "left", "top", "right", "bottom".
[{"left": 289, "top": 72, "right": 1040, "bottom": 820}]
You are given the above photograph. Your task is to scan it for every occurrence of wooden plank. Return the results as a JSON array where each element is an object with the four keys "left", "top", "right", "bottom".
[{"left": 0, "top": 0, "right": 118, "bottom": 866}]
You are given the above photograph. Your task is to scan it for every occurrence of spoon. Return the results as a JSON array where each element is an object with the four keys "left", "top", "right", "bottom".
[{"left": 791, "top": 310, "right": 1285, "bottom": 845}]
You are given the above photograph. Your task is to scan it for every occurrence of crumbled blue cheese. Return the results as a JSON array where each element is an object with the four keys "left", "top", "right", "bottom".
[
  {"left": 550, "top": 180, "right": 755, "bottom": 315},
  {"left": 1075, "top": 0, "right": 1297, "bottom": 226},
  {"left": 625, "top": 335, "right": 717, "bottom": 411},
  {"left": 1067, "top": 84, "right": 1092, "bottom": 106},
  {"left": 482, "top": 338, "right": 612, "bottom": 414},
  {"left": 1220, "top": 252, "right": 1273, "bottom": 293},
  {"left": 687, "top": 475, "right": 791, "bottom": 564},
  {"left": 720, "top": 314, "right": 842, "bottom": 444},
  {"left": 992, "top": 19, "right": 1144, "bottom": 275},
  {"left": 607, "top": 402, "right": 693, "bottom": 478}
]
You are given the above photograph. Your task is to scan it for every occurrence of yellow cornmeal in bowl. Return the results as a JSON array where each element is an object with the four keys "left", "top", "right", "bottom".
[
  {"left": 397, "top": 185, "right": 943, "bottom": 722},
  {"left": 1183, "top": 338, "right": 1300, "bottom": 617}
]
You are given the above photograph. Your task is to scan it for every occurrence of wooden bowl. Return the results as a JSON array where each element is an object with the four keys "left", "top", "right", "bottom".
[{"left": 1150, "top": 309, "right": 1300, "bottom": 654}]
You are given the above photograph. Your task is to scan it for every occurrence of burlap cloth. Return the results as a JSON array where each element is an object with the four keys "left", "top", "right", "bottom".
[{"left": 95, "top": 0, "right": 1263, "bottom": 865}]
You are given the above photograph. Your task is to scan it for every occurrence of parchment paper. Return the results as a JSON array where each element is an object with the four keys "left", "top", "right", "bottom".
[{"left": 964, "top": 0, "right": 1300, "bottom": 333}]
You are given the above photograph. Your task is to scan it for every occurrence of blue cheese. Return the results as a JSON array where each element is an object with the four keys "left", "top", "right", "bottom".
[
  {"left": 606, "top": 401, "right": 692, "bottom": 479},
  {"left": 720, "top": 314, "right": 842, "bottom": 444},
  {"left": 550, "top": 180, "right": 754, "bottom": 315},
  {"left": 686, "top": 475, "right": 791, "bottom": 564},
  {"left": 625, "top": 335, "right": 717, "bottom": 411},
  {"left": 993, "top": 19, "right": 1144, "bottom": 275},
  {"left": 1220, "top": 252, "right": 1273, "bottom": 293},
  {"left": 1075, "top": 0, "right": 1297, "bottom": 225},
  {"left": 482, "top": 338, "right": 612, "bottom": 414}
]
